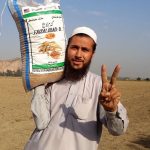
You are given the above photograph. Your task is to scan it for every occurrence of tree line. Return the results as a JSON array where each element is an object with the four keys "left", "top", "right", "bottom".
[
  {"left": 0, "top": 70, "right": 149, "bottom": 81},
  {"left": 0, "top": 69, "right": 22, "bottom": 77},
  {"left": 136, "top": 77, "right": 150, "bottom": 81}
]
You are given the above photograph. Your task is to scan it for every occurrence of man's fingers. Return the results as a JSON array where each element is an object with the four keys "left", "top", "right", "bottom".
[
  {"left": 101, "top": 64, "right": 108, "bottom": 84},
  {"left": 110, "top": 64, "right": 121, "bottom": 85},
  {"left": 100, "top": 91, "right": 110, "bottom": 97}
]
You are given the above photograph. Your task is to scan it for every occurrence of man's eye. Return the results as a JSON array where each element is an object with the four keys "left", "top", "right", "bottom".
[
  {"left": 82, "top": 48, "right": 89, "bottom": 52},
  {"left": 71, "top": 47, "right": 77, "bottom": 49},
  {"left": 70, "top": 46, "right": 78, "bottom": 50}
]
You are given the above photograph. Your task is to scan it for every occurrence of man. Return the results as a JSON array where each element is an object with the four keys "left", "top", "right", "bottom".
[{"left": 24, "top": 27, "right": 129, "bottom": 150}]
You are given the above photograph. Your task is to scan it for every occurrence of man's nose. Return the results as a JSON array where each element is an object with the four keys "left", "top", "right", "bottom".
[{"left": 75, "top": 49, "right": 82, "bottom": 57}]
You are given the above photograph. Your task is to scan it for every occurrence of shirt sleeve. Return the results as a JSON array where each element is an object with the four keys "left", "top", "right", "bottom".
[
  {"left": 31, "top": 85, "right": 51, "bottom": 130},
  {"left": 99, "top": 102, "right": 129, "bottom": 136}
]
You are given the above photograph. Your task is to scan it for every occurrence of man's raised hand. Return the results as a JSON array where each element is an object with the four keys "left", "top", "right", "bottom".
[{"left": 99, "top": 64, "right": 121, "bottom": 112}]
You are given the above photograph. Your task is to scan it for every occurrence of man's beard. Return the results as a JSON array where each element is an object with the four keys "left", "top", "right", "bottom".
[{"left": 64, "top": 57, "right": 91, "bottom": 82}]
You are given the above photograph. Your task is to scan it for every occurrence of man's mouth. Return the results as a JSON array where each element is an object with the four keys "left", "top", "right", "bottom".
[{"left": 72, "top": 59, "right": 83, "bottom": 65}]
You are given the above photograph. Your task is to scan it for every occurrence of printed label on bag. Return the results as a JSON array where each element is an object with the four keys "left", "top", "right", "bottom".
[{"left": 22, "top": 5, "right": 66, "bottom": 74}]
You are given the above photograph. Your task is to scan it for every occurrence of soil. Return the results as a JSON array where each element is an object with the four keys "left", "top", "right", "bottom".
[{"left": 0, "top": 77, "right": 150, "bottom": 150}]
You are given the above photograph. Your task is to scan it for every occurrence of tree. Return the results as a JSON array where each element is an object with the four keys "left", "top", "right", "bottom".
[
  {"left": 145, "top": 78, "right": 150, "bottom": 81},
  {"left": 137, "top": 77, "right": 141, "bottom": 81},
  {"left": 14, "top": 69, "right": 22, "bottom": 76}
]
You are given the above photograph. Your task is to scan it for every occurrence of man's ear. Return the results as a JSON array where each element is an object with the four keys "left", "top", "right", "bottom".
[{"left": 92, "top": 51, "right": 95, "bottom": 58}]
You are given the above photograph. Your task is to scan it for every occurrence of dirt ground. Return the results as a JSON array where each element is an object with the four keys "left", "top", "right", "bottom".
[{"left": 0, "top": 77, "right": 150, "bottom": 150}]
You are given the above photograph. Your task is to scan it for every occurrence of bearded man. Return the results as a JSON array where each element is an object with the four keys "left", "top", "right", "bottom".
[{"left": 24, "top": 27, "right": 129, "bottom": 150}]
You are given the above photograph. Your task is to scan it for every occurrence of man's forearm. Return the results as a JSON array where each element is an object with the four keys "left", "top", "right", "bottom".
[
  {"left": 31, "top": 85, "right": 50, "bottom": 130},
  {"left": 105, "top": 102, "right": 129, "bottom": 135}
]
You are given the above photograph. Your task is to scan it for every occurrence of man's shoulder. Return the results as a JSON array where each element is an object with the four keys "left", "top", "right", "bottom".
[
  {"left": 85, "top": 71, "right": 102, "bottom": 92},
  {"left": 87, "top": 71, "right": 101, "bottom": 79},
  {"left": 86, "top": 71, "right": 102, "bottom": 83}
]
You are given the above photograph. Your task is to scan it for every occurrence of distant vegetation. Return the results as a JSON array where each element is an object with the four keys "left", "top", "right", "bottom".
[
  {"left": 0, "top": 70, "right": 149, "bottom": 81},
  {"left": 136, "top": 77, "right": 150, "bottom": 81},
  {"left": 108, "top": 76, "right": 149, "bottom": 81},
  {"left": 0, "top": 69, "right": 22, "bottom": 77}
]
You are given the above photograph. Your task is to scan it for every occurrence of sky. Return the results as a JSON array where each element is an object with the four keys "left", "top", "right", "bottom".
[{"left": 0, "top": 0, "right": 150, "bottom": 78}]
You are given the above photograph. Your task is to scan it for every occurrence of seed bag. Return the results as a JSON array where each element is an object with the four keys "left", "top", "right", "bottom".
[{"left": 7, "top": 0, "right": 66, "bottom": 91}]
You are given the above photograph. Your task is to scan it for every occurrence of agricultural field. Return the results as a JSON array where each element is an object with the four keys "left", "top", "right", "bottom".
[{"left": 0, "top": 77, "right": 150, "bottom": 150}]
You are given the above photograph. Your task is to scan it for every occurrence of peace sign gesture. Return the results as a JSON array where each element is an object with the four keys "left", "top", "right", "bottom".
[{"left": 99, "top": 64, "right": 121, "bottom": 112}]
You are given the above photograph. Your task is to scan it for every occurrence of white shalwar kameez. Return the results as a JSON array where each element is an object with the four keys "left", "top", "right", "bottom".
[{"left": 24, "top": 71, "right": 129, "bottom": 150}]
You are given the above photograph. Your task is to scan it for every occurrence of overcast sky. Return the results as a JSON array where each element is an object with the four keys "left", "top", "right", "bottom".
[{"left": 0, "top": 0, "right": 150, "bottom": 78}]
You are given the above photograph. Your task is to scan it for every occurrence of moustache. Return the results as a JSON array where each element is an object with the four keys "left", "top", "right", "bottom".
[{"left": 72, "top": 58, "right": 84, "bottom": 62}]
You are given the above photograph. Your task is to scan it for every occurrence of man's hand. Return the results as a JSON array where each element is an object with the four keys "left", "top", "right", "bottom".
[{"left": 99, "top": 64, "right": 121, "bottom": 112}]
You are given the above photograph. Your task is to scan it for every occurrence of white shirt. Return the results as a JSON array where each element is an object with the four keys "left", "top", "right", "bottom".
[{"left": 24, "top": 71, "right": 129, "bottom": 150}]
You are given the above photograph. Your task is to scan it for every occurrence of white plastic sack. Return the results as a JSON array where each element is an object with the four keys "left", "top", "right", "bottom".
[{"left": 7, "top": 0, "right": 66, "bottom": 91}]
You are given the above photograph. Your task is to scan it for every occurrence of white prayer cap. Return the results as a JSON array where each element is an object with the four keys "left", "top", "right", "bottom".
[{"left": 71, "top": 26, "right": 97, "bottom": 43}]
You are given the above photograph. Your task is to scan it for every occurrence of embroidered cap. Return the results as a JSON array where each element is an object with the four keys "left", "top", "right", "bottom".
[{"left": 71, "top": 26, "right": 97, "bottom": 43}]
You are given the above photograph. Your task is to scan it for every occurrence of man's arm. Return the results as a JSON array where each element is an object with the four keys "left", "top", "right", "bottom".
[
  {"left": 31, "top": 85, "right": 51, "bottom": 130},
  {"left": 98, "top": 64, "right": 129, "bottom": 135},
  {"left": 99, "top": 102, "right": 129, "bottom": 135}
]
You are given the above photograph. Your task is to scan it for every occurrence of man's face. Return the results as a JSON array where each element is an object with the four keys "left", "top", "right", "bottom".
[{"left": 66, "top": 35, "right": 95, "bottom": 70}]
